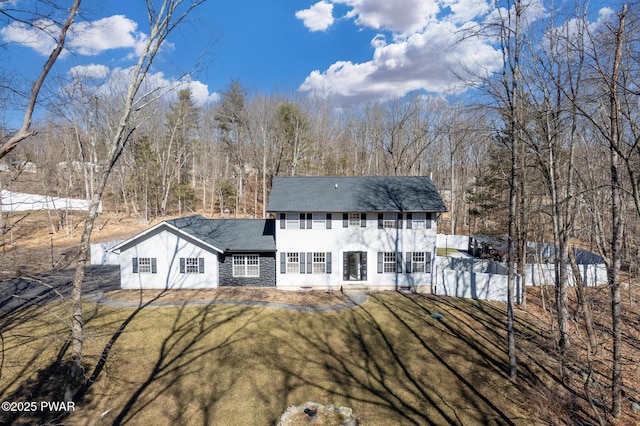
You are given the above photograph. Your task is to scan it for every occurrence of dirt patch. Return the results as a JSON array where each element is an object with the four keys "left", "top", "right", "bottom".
[{"left": 104, "top": 287, "right": 352, "bottom": 307}]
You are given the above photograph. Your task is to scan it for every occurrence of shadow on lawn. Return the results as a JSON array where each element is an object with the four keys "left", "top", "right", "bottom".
[
  {"left": 251, "top": 293, "right": 537, "bottom": 425},
  {"left": 105, "top": 302, "right": 257, "bottom": 425},
  {"left": 0, "top": 267, "right": 122, "bottom": 425},
  {"left": 402, "top": 293, "right": 610, "bottom": 425}
]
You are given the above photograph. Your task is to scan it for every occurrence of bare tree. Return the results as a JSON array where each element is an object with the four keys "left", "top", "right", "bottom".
[
  {"left": 0, "top": 0, "right": 82, "bottom": 159},
  {"left": 66, "top": 0, "right": 207, "bottom": 400}
]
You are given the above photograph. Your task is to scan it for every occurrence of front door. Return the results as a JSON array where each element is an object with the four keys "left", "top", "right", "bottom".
[{"left": 343, "top": 251, "right": 367, "bottom": 281}]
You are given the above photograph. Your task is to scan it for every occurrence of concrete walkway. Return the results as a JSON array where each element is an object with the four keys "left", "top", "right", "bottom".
[{"left": 86, "top": 291, "right": 368, "bottom": 312}]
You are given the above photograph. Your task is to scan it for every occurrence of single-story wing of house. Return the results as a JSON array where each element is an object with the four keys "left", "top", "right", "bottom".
[{"left": 110, "top": 216, "right": 276, "bottom": 289}]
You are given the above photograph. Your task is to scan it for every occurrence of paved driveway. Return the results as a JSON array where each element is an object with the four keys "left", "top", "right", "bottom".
[{"left": 0, "top": 265, "right": 120, "bottom": 313}]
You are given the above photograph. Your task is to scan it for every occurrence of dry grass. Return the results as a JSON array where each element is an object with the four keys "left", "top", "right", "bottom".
[
  {"left": 105, "top": 287, "right": 351, "bottom": 306},
  {"left": 1, "top": 292, "right": 543, "bottom": 426},
  {"left": 2, "top": 283, "right": 640, "bottom": 425}
]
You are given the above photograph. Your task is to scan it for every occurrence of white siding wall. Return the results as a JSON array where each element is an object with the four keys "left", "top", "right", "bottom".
[
  {"left": 119, "top": 229, "right": 218, "bottom": 289},
  {"left": 275, "top": 212, "right": 437, "bottom": 291}
]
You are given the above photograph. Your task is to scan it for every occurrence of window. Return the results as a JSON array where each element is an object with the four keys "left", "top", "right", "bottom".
[
  {"left": 412, "top": 213, "right": 426, "bottom": 229},
  {"left": 286, "top": 252, "right": 299, "bottom": 273},
  {"left": 412, "top": 252, "right": 425, "bottom": 272},
  {"left": 180, "top": 257, "right": 204, "bottom": 274},
  {"left": 349, "top": 213, "right": 361, "bottom": 227},
  {"left": 185, "top": 257, "right": 200, "bottom": 273},
  {"left": 383, "top": 213, "right": 396, "bottom": 229},
  {"left": 312, "top": 213, "right": 326, "bottom": 230},
  {"left": 313, "top": 252, "right": 326, "bottom": 274},
  {"left": 383, "top": 252, "right": 396, "bottom": 273},
  {"left": 138, "top": 257, "right": 152, "bottom": 273},
  {"left": 133, "top": 257, "right": 156, "bottom": 274},
  {"left": 233, "top": 255, "right": 260, "bottom": 277},
  {"left": 286, "top": 213, "right": 299, "bottom": 230},
  {"left": 408, "top": 252, "right": 431, "bottom": 273}
]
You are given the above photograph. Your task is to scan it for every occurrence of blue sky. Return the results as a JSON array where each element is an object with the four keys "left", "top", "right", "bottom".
[{"left": 0, "top": 0, "right": 620, "bottom": 128}]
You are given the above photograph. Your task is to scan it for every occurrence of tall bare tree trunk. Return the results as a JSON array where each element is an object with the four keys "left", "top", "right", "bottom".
[
  {"left": 65, "top": 0, "right": 207, "bottom": 401},
  {"left": 608, "top": 7, "right": 625, "bottom": 417}
]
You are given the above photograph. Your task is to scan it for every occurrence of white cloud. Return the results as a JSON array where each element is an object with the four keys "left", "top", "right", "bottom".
[
  {"left": 0, "top": 14, "right": 148, "bottom": 57},
  {"left": 0, "top": 18, "right": 60, "bottom": 56},
  {"left": 69, "top": 64, "right": 110, "bottom": 79},
  {"left": 300, "top": 19, "right": 502, "bottom": 102},
  {"left": 297, "top": 0, "right": 537, "bottom": 102},
  {"left": 443, "top": 0, "right": 491, "bottom": 24},
  {"left": 335, "top": 0, "right": 440, "bottom": 34},
  {"left": 70, "top": 66, "right": 217, "bottom": 107},
  {"left": 296, "top": 1, "right": 335, "bottom": 32},
  {"left": 69, "top": 15, "right": 148, "bottom": 56}
]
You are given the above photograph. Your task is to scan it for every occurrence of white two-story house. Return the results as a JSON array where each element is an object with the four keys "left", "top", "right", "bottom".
[
  {"left": 266, "top": 176, "right": 447, "bottom": 293},
  {"left": 110, "top": 175, "right": 446, "bottom": 293}
]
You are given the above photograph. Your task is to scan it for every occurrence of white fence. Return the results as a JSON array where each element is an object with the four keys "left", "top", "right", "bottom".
[
  {"left": 0, "top": 190, "right": 100, "bottom": 212},
  {"left": 433, "top": 256, "right": 607, "bottom": 303},
  {"left": 434, "top": 266, "right": 523, "bottom": 303},
  {"left": 436, "top": 234, "right": 469, "bottom": 251},
  {"left": 90, "top": 241, "right": 121, "bottom": 265},
  {"left": 525, "top": 262, "right": 607, "bottom": 287}
]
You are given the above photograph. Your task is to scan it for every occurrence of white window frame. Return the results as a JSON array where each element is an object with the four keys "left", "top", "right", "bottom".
[
  {"left": 412, "top": 213, "right": 426, "bottom": 229},
  {"left": 233, "top": 255, "right": 260, "bottom": 277},
  {"left": 286, "top": 252, "right": 300, "bottom": 273},
  {"left": 184, "top": 257, "right": 200, "bottom": 273},
  {"left": 313, "top": 252, "right": 326, "bottom": 274},
  {"left": 348, "top": 213, "right": 361, "bottom": 227},
  {"left": 286, "top": 213, "right": 299, "bottom": 230},
  {"left": 138, "top": 257, "right": 152, "bottom": 273},
  {"left": 383, "top": 213, "right": 396, "bottom": 229},
  {"left": 383, "top": 252, "right": 396, "bottom": 273},
  {"left": 312, "top": 213, "right": 326, "bottom": 230}
]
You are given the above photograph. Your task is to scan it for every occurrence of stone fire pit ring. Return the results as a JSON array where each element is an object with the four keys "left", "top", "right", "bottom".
[{"left": 277, "top": 401, "right": 358, "bottom": 425}]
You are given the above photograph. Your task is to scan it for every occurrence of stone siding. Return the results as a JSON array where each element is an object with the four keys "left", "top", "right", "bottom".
[{"left": 218, "top": 253, "right": 276, "bottom": 287}]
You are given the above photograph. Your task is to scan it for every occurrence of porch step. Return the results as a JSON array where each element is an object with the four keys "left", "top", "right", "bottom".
[{"left": 341, "top": 284, "right": 369, "bottom": 295}]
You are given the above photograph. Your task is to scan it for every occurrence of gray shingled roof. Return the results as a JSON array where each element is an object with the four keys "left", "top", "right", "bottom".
[
  {"left": 266, "top": 176, "right": 447, "bottom": 213},
  {"left": 164, "top": 215, "right": 275, "bottom": 252}
]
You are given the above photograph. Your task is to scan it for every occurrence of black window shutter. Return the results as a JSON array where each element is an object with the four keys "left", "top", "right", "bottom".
[
  {"left": 300, "top": 252, "right": 306, "bottom": 274},
  {"left": 199, "top": 258, "right": 205, "bottom": 273},
  {"left": 397, "top": 253, "right": 403, "bottom": 273},
  {"left": 151, "top": 258, "right": 157, "bottom": 274},
  {"left": 132, "top": 257, "right": 138, "bottom": 273},
  {"left": 377, "top": 252, "right": 383, "bottom": 273},
  {"left": 361, "top": 252, "right": 368, "bottom": 280},
  {"left": 306, "top": 252, "right": 312, "bottom": 274},
  {"left": 426, "top": 213, "right": 432, "bottom": 229},
  {"left": 397, "top": 213, "right": 403, "bottom": 229},
  {"left": 180, "top": 258, "right": 185, "bottom": 273},
  {"left": 326, "top": 213, "right": 332, "bottom": 229},
  {"left": 426, "top": 252, "right": 432, "bottom": 271},
  {"left": 405, "top": 252, "right": 412, "bottom": 273},
  {"left": 406, "top": 213, "right": 412, "bottom": 229},
  {"left": 343, "top": 253, "right": 349, "bottom": 280},
  {"left": 280, "top": 252, "right": 286, "bottom": 274},
  {"left": 361, "top": 213, "right": 366, "bottom": 227},
  {"left": 306, "top": 214, "right": 312, "bottom": 230},
  {"left": 343, "top": 213, "right": 348, "bottom": 228},
  {"left": 280, "top": 213, "right": 285, "bottom": 229},
  {"left": 300, "top": 213, "right": 306, "bottom": 229},
  {"left": 326, "top": 252, "right": 332, "bottom": 274},
  {"left": 378, "top": 213, "right": 383, "bottom": 229}
]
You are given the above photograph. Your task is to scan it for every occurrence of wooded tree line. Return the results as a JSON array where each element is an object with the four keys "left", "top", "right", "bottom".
[{"left": 1, "top": 0, "right": 639, "bottom": 421}]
